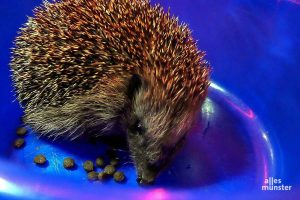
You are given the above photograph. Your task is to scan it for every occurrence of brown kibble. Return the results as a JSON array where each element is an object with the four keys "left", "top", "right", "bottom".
[
  {"left": 95, "top": 156, "right": 105, "bottom": 168},
  {"left": 16, "top": 127, "right": 27, "bottom": 136},
  {"left": 34, "top": 154, "right": 47, "bottom": 165},
  {"left": 87, "top": 171, "right": 98, "bottom": 181},
  {"left": 83, "top": 160, "right": 94, "bottom": 172},
  {"left": 98, "top": 171, "right": 107, "bottom": 181},
  {"left": 113, "top": 171, "right": 125, "bottom": 182},
  {"left": 110, "top": 157, "right": 120, "bottom": 166},
  {"left": 104, "top": 165, "right": 116, "bottom": 175},
  {"left": 14, "top": 138, "right": 25, "bottom": 149},
  {"left": 63, "top": 158, "right": 75, "bottom": 169}
]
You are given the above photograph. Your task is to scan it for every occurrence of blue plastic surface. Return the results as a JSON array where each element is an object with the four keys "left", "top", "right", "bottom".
[{"left": 1, "top": 0, "right": 300, "bottom": 199}]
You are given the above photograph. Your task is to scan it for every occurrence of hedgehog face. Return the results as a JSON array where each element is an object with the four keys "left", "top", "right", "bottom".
[
  {"left": 125, "top": 74, "right": 190, "bottom": 185},
  {"left": 126, "top": 116, "right": 187, "bottom": 185}
]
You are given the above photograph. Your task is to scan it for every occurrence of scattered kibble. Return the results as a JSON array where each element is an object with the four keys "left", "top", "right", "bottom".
[
  {"left": 87, "top": 171, "right": 98, "bottom": 181},
  {"left": 16, "top": 127, "right": 27, "bottom": 136},
  {"left": 95, "top": 156, "right": 105, "bottom": 168},
  {"left": 98, "top": 171, "right": 107, "bottom": 181},
  {"left": 63, "top": 158, "right": 75, "bottom": 169},
  {"left": 113, "top": 171, "right": 125, "bottom": 182},
  {"left": 13, "top": 138, "right": 25, "bottom": 149},
  {"left": 34, "top": 154, "right": 47, "bottom": 165},
  {"left": 83, "top": 160, "right": 94, "bottom": 172},
  {"left": 110, "top": 157, "right": 120, "bottom": 166},
  {"left": 13, "top": 138, "right": 129, "bottom": 183},
  {"left": 104, "top": 165, "right": 116, "bottom": 175}
]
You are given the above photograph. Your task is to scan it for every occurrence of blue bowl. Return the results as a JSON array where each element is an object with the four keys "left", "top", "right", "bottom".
[{"left": 1, "top": 0, "right": 299, "bottom": 199}]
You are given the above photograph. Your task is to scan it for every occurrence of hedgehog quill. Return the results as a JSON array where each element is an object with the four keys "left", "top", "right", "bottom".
[{"left": 10, "top": 0, "right": 211, "bottom": 184}]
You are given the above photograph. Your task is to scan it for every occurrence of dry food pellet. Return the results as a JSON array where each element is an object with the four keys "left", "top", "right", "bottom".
[
  {"left": 98, "top": 171, "right": 107, "bottom": 181},
  {"left": 95, "top": 156, "right": 105, "bottom": 168},
  {"left": 16, "top": 127, "right": 27, "bottom": 136},
  {"left": 113, "top": 171, "right": 125, "bottom": 182},
  {"left": 104, "top": 165, "right": 116, "bottom": 175},
  {"left": 83, "top": 160, "right": 94, "bottom": 172},
  {"left": 63, "top": 158, "right": 75, "bottom": 169},
  {"left": 13, "top": 138, "right": 25, "bottom": 148},
  {"left": 87, "top": 171, "right": 98, "bottom": 181},
  {"left": 110, "top": 157, "right": 120, "bottom": 166},
  {"left": 34, "top": 154, "right": 47, "bottom": 165}
]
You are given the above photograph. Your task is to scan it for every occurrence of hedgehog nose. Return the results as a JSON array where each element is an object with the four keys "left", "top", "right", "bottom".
[{"left": 136, "top": 176, "right": 154, "bottom": 185}]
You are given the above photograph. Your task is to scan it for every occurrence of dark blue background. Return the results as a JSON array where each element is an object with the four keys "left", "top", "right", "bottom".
[{"left": 1, "top": 0, "right": 299, "bottom": 191}]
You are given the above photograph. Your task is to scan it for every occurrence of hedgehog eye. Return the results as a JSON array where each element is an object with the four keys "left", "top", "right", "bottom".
[{"left": 129, "top": 119, "right": 144, "bottom": 135}]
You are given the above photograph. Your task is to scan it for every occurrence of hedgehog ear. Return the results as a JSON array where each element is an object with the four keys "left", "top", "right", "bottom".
[{"left": 127, "top": 74, "right": 143, "bottom": 101}]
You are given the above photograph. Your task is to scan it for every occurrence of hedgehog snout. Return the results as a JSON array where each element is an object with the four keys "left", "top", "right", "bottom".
[
  {"left": 136, "top": 163, "right": 158, "bottom": 185},
  {"left": 137, "top": 176, "right": 155, "bottom": 185}
]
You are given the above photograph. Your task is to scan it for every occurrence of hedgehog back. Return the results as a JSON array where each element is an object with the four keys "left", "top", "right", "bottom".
[{"left": 10, "top": 0, "right": 210, "bottom": 110}]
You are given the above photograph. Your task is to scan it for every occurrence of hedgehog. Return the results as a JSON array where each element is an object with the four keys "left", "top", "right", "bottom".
[{"left": 10, "top": 0, "right": 211, "bottom": 184}]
